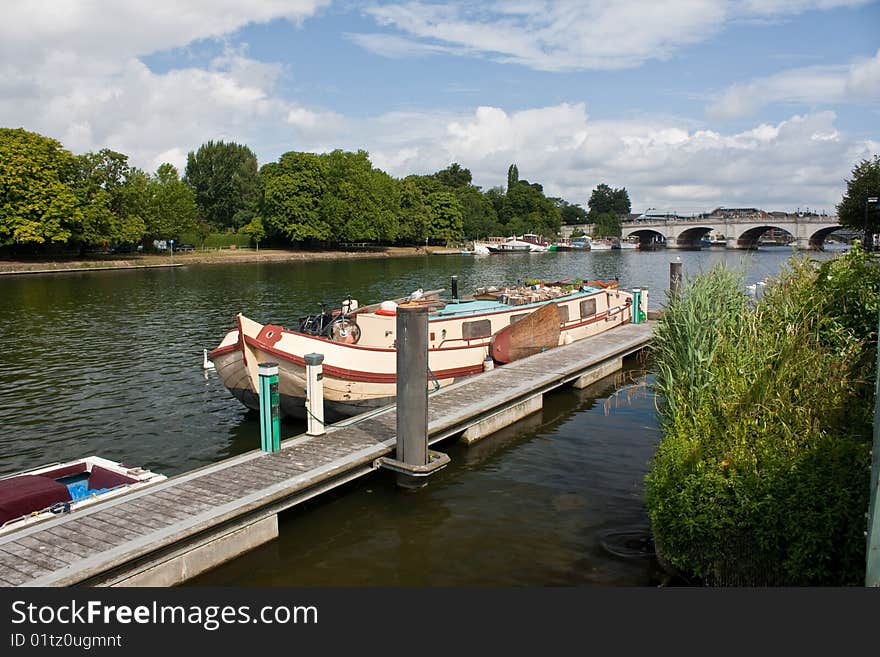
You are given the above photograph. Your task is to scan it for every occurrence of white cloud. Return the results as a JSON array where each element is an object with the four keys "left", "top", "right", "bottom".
[
  {"left": 0, "top": 1, "right": 331, "bottom": 171},
  {"left": 317, "top": 104, "right": 871, "bottom": 213},
  {"left": 708, "top": 49, "right": 880, "bottom": 119},
  {"left": 353, "top": 1, "right": 872, "bottom": 71}
]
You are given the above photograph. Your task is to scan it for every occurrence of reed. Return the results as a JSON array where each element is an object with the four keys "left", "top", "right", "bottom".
[{"left": 646, "top": 247, "right": 877, "bottom": 585}]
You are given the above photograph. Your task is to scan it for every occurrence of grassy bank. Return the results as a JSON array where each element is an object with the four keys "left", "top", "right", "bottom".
[{"left": 0, "top": 245, "right": 430, "bottom": 275}]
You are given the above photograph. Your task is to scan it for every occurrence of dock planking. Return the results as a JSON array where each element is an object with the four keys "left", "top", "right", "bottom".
[{"left": 0, "top": 321, "right": 653, "bottom": 587}]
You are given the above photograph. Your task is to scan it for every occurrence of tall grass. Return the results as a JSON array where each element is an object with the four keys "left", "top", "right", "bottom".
[{"left": 646, "top": 248, "right": 877, "bottom": 585}]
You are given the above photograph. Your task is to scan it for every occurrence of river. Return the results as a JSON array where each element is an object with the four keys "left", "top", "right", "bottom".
[{"left": 0, "top": 245, "right": 844, "bottom": 585}]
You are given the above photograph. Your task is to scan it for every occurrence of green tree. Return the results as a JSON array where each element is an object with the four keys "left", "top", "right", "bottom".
[
  {"left": 501, "top": 178, "right": 561, "bottom": 237},
  {"left": 74, "top": 149, "right": 146, "bottom": 248},
  {"left": 507, "top": 164, "right": 519, "bottom": 191},
  {"left": 433, "top": 162, "right": 472, "bottom": 189},
  {"left": 425, "top": 191, "right": 464, "bottom": 244},
  {"left": 592, "top": 211, "right": 622, "bottom": 238},
  {"left": 184, "top": 140, "right": 260, "bottom": 231},
  {"left": 261, "top": 152, "right": 330, "bottom": 241},
  {"left": 837, "top": 155, "right": 880, "bottom": 250},
  {"left": 398, "top": 176, "right": 431, "bottom": 244},
  {"left": 145, "top": 164, "right": 198, "bottom": 240},
  {"left": 0, "top": 128, "right": 81, "bottom": 246},
  {"left": 241, "top": 215, "right": 266, "bottom": 250},
  {"left": 553, "top": 198, "right": 588, "bottom": 225},
  {"left": 588, "top": 183, "right": 631, "bottom": 219},
  {"left": 320, "top": 150, "right": 399, "bottom": 242},
  {"left": 456, "top": 185, "right": 499, "bottom": 239}
]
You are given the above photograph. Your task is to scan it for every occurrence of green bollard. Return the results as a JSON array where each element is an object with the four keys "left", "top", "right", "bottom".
[
  {"left": 258, "top": 362, "right": 281, "bottom": 452},
  {"left": 631, "top": 288, "right": 641, "bottom": 324}
]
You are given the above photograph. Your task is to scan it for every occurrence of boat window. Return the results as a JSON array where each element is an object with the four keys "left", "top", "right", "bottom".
[
  {"left": 510, "top": 313, "right": 528, "bottom": 325},
  {"left": 580, "top": 299, "right": 597, "bottom": 318},
  {"left": 557, "top": 305, "right": 569, "bottom": 323},
  {"left": 462, "top": 319, "right": 492, "bottom": 340}
]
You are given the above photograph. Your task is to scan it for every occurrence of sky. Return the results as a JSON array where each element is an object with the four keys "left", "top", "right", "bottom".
[{"left": 2, "top": 1, "right": 878, "bottom": 215}]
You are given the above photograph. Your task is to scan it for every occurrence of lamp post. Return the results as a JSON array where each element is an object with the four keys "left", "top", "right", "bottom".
[{"left": 865, "top": 197, "right": 879, "bottom": 253}]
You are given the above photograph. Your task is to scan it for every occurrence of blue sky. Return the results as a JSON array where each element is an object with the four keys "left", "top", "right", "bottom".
[{"left": 2, "top": 1, "right": 878, "bottom": 214}]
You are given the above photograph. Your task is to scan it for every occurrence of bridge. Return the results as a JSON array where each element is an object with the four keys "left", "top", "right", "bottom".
[{"left": 620, "top": 213, "right": 843, "bottom": 250}]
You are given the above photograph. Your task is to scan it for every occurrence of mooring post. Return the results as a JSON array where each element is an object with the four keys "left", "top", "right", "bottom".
[
  {"left": 670, "top": 260, "right": 683, "bottom": 296},
  {"left": 396, "top": 304, "right": 429, "bottom": 487},
  {"left": 374, "top": 303, "right": 450, "bottom": 488},
  {"left": 631, "top": 288, "right": 641, "bottom": 324},
  {"left": 258, "top": 362, "right": 281, "bottom": 452},
  {"left": 451, "top": 275, "right": 459, "bottom": 302},
  {"left": 305, "top": 353, "right": 325, "bottom": 437}
]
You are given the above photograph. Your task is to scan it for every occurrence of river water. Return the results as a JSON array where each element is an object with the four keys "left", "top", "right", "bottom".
[{"left": 0, "top": 245, "right": 844, "bottom": 585}]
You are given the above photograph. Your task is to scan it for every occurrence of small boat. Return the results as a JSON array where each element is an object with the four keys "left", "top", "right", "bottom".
[
  {"left": 210, "top": 279, "right": 642, "bottom": 421},
  {"left": 487, "top": 240, "right": 531, "bottom": 253},
  {"left": 619, "top": 238, "right": 640, "bottom": 250},
  {"left": 0, "top": 456, "right": 166, "bottom": 536},
  {"left": 588, "top": 239, "right": 614, "bottom": 251}
]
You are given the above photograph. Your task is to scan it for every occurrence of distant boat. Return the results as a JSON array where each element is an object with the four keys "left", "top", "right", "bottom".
[
  {"left": 619, "top": 238, "right": 639, "bottom": 250},
  {"left": 487, "top": 239, "right": 532, "bottom": 253},
  {"left": 589, "top": 239, "right": 615, "bottom": 251}
]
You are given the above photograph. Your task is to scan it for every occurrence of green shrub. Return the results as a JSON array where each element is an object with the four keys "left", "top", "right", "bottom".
[{"left": 646, "top": 249, "right": 877, "bottom": 585}]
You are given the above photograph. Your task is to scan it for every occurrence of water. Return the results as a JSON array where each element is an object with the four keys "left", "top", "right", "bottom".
[{"left": 0, "top": 246, "right": 843, "bottom": 585}]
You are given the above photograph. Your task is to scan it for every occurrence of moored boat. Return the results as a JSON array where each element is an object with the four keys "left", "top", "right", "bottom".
[
  {"left": 210, "top": 279, "right": 644, "bottom": 421},
  {"left": 0, "top": 456, "right": 166, "bottom": 536},
  {"left": 486, "top": 239, "right": 531, "bottom": 253}
]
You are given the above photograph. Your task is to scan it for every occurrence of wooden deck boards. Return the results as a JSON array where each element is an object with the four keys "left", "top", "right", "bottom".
[{"left": 0, "top": 321, "right": 652, "bottom": 587}]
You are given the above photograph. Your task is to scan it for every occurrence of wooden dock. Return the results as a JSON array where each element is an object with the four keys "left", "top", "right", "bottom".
[{"left": 0, "top": 321, "right": 653, "bottom": 587}]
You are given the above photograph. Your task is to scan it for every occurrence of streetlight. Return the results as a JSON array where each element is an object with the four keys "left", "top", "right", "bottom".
[{"left": 866, "top": 197, "right": 879, "bottom": 253}]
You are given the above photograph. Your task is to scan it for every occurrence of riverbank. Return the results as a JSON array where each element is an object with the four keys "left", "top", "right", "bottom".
[{"left": 0, "top": 245, "right": 429, "bottom": 275}]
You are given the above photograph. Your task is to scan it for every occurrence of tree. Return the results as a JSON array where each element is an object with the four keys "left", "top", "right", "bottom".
[
  {"left": 184, "top": 140, "right": 260, "bottom": 231},
  {"left": 0, "top": 128, "right": 81, "bottom": 246},
  {"left": 507, "top": 164, "right": 519, "bottom": 191},
  {"left": 553, "top": 198, "right": 588, "bottom": 225},
  {"left": 592, "top": 211, "right": 622, "bottom": 238},
  {"left": 145, "top": 164, "right": 198, "bottom": 240},
  {"left": 456, "top": 185, "right": 499, "bottom": 239},
  {"left": 261, "top": 152, "right": 330, "bottom": 241},
  {"left": 587, "top": 183, "right": 631, "bottom": 219},
  {"left": 425, "top": 191, "right": 464, "bottom": 244},
  {"left": 319, "top": 150, "right": 398, "bottom": 242},
  {"left": 241, "top": 215, "right": 266, "bottom": 250},
  {"left": 433, "top": 162, "right": 472, "bottom": 189},
  {"left": 837, "top": 155, "right": 880, "bottom": 251},
  {"left": 74, "top": 149, "right": 146, "bottom": 248},
  {"left": 398, "top": 176, "right": 431, "bottom": 244},
  {"left": 501, "top": 177, "right": 561, "bottom": 237}
]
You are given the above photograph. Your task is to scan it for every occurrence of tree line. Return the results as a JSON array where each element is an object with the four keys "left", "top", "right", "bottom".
[{"left": 0, "top": 127, "right": 637, "bottom": 253}]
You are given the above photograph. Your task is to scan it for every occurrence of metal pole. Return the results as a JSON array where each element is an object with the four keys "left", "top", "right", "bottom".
[
  {"left": 305, "top": 353, "right": 325, "bottom": 436},
  {"left": 670, "top": 260, "right": 683, "bottom": 296},
  {"left": 865, "top": 199, "right": 871, "bottom": 253},
  {"left": 451, "top": 275, "right": 458, "bottom": 302},
  {"left": 258, "top": 362, "right": 281, "bottom": 452},
  {"left": 396, "top": 304, "right": 429, "bottom": 488},
  {"left": 867, "top": 306, "right": 880, "bottom": 585}
]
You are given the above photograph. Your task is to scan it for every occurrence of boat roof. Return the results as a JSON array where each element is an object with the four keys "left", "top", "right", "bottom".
[{"left": 431, "top": 286, "right": 604, "bottom": 319}]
